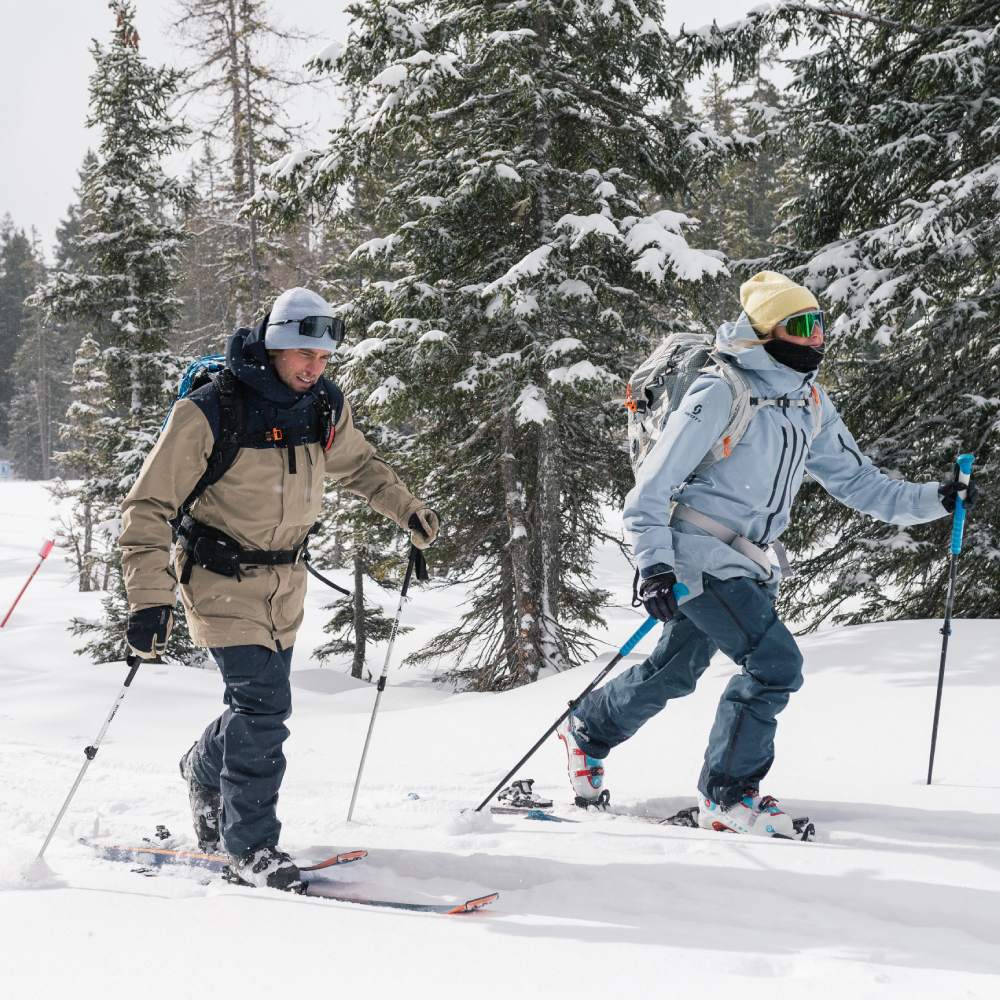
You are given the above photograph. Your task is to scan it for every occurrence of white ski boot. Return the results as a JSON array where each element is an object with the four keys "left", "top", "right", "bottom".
[
  {"left": 697, "top": 790, "right": 795, "bottom": 838},
  {"left": 557, "top": 716, "right": 608, "bottom": 807}
]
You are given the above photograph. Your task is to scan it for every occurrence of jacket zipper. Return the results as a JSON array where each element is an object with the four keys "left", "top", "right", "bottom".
[
  {"left": 759, "top": 420, "right": 804, "bottom": 545},
  {"left": 764, "top": 427, "right": 789, "bottom": 508}
]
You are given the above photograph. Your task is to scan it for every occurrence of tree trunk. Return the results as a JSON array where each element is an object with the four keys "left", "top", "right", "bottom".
[
  {"left": 351, "top": 548, "right": 366, "bottom": 680},
  {"left": 500, "top": 412, "right": 541, "bottom": 685},
  {"left": 239, "top": 1, "right": 262, "bottom": 315},
  {"left": 225, "top": 0, "right": 249, "bottom": 324},
  {"left": 536, "top": 416, "right": 566, "bottom": 671},
  {"left": 499, "top": 542, "right": 517, "bottom": 677}
]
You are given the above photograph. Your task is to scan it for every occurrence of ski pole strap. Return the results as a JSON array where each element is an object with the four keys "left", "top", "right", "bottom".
[
  {"left": 413, "top": 546, "right": 429, "bottom": 582},
  {"left": 950, "top": 453, "right": 975, "bottom": 555}
]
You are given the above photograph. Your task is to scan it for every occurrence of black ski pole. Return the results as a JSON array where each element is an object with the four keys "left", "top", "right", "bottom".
[
  {"left": 927, "top": 452, "right": 975, "bottom": 786},
  {"left": 474, "top": 609, "right": 672, "bottom": 812},
  {"left": 346, "top": 546, "right": 428, "bottom": 822},
  {"left": 37, "top": 655, "right": 141, "bottom": 861}
]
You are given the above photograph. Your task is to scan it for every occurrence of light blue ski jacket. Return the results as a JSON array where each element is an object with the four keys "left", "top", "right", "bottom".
[{"left": 623, "top": 314, "right": 947, "bottom": 602}]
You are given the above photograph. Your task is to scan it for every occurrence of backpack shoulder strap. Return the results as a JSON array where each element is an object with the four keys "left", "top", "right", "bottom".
[
  {"left": 700, "top": 356, "right": 753, "bottom": 464},
  {"left": 175, "top": 370, "right": 245, "bottom": 522}
]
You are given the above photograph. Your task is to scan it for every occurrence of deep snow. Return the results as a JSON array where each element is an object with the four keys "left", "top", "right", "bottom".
[{"left": 1, "top": 480, "right": 998, "bottom": 999}]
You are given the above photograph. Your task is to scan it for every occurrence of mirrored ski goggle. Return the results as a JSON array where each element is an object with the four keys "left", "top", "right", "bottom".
[
  {"left": 269, "top": 315, "right": 346, "bottom": 343},
  {"left": 782, "top": 310, "right": 824, "bottom": 339}
]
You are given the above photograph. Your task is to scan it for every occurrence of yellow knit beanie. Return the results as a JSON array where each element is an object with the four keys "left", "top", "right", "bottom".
[{"left": 740, "top": 271, "right": 819, "bottom": 335}]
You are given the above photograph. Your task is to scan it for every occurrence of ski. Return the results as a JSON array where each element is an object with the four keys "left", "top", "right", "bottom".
[
  {"left": 82, "top": 838, "right": 367, "bottom": 874},
  {"left": 83, "top": 839, "right": 499, "bottom": 915},
  {"left": 490, "top": 806, "right": 578, "bottom": 823},
  {"left": 628, "top": 805, "right": 816, "bottom": 842},
  {"left": 489, "top": 795, "right": 815, "bottom": 841},
  {"left": 301, "top": 882, "right": 498, "bottom": 914}
]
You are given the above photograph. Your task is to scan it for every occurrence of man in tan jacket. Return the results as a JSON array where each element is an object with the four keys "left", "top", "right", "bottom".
[{"left": 119, "top": 287, "right": 438, "bottom": 891}]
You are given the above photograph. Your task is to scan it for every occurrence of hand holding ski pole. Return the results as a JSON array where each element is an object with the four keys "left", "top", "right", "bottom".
[
  {"left": 1, "top": 539, "right": 55, "bottom": 629},
  {"left": 927, "top": 453, "right": 976, "bottom": 786}
]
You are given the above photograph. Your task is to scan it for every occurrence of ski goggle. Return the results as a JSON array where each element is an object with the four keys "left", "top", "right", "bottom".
[
  {"left": 269, "top": 315, "right": 346, "bottom": 343},
  {"left": 782, "top": 310, "right": 824, "bottom": 339}
]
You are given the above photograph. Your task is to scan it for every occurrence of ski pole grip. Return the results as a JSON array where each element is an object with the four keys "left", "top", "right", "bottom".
[
  {"left": 619, "top": 616, "right": 659, "bottom": 657},
  {"left": 950, "top": 453, "right": 975, "bottom": 555},
  {"left": 40, "top": 539, "right": 55, "bottom": 559},
  {"left": 619, "top": 584, "right": 687, "bottom": 656}
]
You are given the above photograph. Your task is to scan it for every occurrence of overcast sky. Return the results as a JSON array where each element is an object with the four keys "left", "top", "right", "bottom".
[{"left": 1, "top": 0, "right": 760, "bottom": 254}]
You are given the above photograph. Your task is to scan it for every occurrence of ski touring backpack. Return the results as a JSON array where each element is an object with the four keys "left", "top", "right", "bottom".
[{"left": 623, "top": 331, "right": 822, "bottom": 476}]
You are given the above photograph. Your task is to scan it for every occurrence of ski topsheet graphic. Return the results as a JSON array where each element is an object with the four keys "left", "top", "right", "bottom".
[{"left": 82, "top": 838, "right": 498, "bottom": 915}]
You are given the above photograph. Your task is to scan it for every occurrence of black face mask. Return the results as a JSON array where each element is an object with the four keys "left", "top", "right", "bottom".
[{"left": 763, "top": 338, "right": 825, "bottom": 373}]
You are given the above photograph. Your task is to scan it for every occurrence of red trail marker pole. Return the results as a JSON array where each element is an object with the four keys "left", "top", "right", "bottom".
[{"left": 1, "top": 539, "right": 55, "bottom": 629}]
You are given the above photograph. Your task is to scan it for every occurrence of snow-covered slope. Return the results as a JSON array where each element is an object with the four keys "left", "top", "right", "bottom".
[{"left": 2, "top": 481, "right": 998, "bottom": 999}]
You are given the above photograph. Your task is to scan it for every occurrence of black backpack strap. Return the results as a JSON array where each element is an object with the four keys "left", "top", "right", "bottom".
[{"left": 173, "top": 370, "right": 245, "bottom": 530}]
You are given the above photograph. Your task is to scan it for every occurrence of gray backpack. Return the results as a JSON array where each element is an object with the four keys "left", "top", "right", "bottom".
[{"left": 624, "top": 331, "right": 821, "bottom": 475}]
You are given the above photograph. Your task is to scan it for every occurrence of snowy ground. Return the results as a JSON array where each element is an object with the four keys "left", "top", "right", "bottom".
[{"left": 2, "top": 480, "right": 998, "bottom": 999}]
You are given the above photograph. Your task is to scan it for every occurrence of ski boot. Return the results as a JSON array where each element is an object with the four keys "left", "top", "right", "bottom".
[
  {"left": 223, "top": 846, "right": 305, "bottom": 893},
  {"left": 557, "top": 716, "right": 609, "bottom": 808},
  {"left": 178, "top": 743, "right": 221, "bottom": 852},
  {"left": 697, "top": 790, "right": 795, "bottom": 838}
]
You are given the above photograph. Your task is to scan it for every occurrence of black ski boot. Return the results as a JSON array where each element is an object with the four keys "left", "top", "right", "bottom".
[
  {"left": 224, "top": 846, "right": 305, "bottom": 893},
  {"left": 178, "top": 743, "right": 221, "bottom": 852}
]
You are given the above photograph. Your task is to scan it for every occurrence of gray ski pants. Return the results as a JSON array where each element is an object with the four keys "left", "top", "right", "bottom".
[
  {"left": 189, "top": 643, "right": 294, "bottom": 858},
  {"left": 573, "top": 575, "right": 803, "bottom": 807}
]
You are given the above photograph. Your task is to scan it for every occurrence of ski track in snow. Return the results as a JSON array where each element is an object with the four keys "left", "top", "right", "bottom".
[{"left": 1, "top": 481, "right": 998, "bottom": 999}]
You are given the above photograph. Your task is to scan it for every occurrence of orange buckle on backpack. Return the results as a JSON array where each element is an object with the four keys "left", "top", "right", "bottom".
[
  {"left": 624, "top": 383, "right": 637, "bottom": 412},
  {"left": 324, "top": 425, "right": 336, "bottom": 452},
  {"left": 722, "top": 435, "right": 733, "bottom": 458},
  {"left": 266, "top": 427, "right": 284, "bottom": 443}
]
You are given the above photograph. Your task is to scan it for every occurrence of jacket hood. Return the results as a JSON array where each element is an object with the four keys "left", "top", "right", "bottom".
[
  {"left": 715, "top": 312, "right": 818, "bottom": 395},
  {"left": 226, "top": 319, "right": 305, "bottom": 406}
]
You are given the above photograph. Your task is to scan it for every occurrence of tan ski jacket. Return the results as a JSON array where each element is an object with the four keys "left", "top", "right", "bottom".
[{"left": 120, "top": 330, "right": 424, "bottom": 651}]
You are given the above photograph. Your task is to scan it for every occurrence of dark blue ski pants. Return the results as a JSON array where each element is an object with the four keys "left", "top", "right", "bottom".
[
  {"left": 573, "top": 575, "right": 803, "bottom": 808},
  {"left": 189, "top": 644, "right": 294, "bottom": 858}
]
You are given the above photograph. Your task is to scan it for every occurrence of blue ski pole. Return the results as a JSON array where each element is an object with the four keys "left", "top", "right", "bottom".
[
  {"left": 474, "top": 585, "right": 687, "bottom": 812},
  {"left": 927, "top": 453, "right": 975, "bottom": 786}
]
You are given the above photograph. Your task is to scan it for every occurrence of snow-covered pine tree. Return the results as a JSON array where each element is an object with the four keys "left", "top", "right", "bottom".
[
  {"left": 175, "top": 140, "right": 235, "bottom": 351},
  {"left": 672, "top": 2, "right": 1000, "bottom": 625},
  {"left": 0, "top": 218, "right": 42, "bottom": 451},
  {"left": 262, "top": 0, "right": 734, "bottom": 688},
  {"left": 172, "top": 0, "right": 311, "bottom": 327},
  {"left": 31, "top": 0, "right": 199, "bottom": 662},
  {"left": 49, "top": 335, "right": 114, "bottom": 592}
]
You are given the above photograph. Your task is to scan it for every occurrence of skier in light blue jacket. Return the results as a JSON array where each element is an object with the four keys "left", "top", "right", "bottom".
[{"left": 558, "top": 271, "right": 974, "bottom": 836}]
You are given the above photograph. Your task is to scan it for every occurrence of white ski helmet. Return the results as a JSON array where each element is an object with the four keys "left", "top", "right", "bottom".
[{"left": 264, "top": 287, "right": 344, "bottom": 352}]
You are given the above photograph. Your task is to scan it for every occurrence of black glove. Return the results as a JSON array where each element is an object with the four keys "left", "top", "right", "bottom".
[
  {"left": 640, "top": 572, "right": 681, "bottom": 623},
  {"left": 939, "top": 478, "right": 979, "bottom": 514},
  {"left": 408, "top": 508, "right": 440, "bottom": 549},
  {"left": 126, "top": 605, "right": 174, "bottom": 660}
]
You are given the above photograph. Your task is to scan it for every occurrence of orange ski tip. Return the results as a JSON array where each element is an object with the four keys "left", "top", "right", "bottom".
[
  {"left": 299, "top": 849, "right": 368, "bottom": 872},
  {"left": 447, "top": 892, "right": 499, "bottom": 914}
]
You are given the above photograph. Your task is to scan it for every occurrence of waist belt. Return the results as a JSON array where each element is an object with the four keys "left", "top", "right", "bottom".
[
  {"left": 177, "top": 516, "right": 310, "bottom": 584},
  {"left": 671, "top": 503, "right": 793, "bottom": 579}
]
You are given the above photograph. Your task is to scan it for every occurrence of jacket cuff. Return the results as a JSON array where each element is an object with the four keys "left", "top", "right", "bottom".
[
  {"left": 640, "top": 561, "right": 674, "bottom": 580},
  {"left": 127, "top": 589, "right": 177, "bottom": 613}
]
